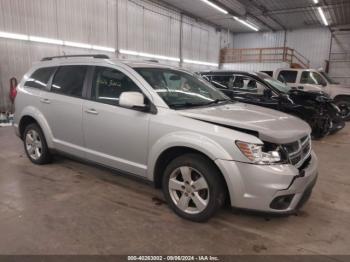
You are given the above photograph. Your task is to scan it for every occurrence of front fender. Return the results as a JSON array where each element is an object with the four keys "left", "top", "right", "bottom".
[
  {"left": 333, "top": 94, "right": 350, "bottom": 101},
  {"left": 147, "top": 131, "right": 233, "bottom": 181},
  {"left": 18, "top": 106, "right": 54, "bottom": 148}
]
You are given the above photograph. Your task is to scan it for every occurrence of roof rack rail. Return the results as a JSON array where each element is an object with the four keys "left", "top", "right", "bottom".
[
  {"left": 145, "top": 59, "right": 159, "bottom": 63},
  {"left": 41, "top": 54, "right": 110, "bottom": 61}
]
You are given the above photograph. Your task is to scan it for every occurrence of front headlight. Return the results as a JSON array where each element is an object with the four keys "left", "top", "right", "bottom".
[{"left": 236, "top": 141, "right": 283, "bottom": 165}]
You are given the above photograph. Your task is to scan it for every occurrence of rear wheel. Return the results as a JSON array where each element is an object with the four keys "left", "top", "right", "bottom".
[
  {"left": 162, "top": 154, "right": 226, "bottom": 222},
  {"left": 23, "top": 123, "right": 52, "bottom": 164}
]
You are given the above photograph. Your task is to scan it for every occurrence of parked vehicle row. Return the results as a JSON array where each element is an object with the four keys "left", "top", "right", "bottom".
[
  {"left": 263, "top": 68, "right": 350, "bottom": 121},
  {"left": 198, "top": 71, "right": 345, "bottom": 139},
  {"left": 15, "top": 55, "right": 318, "bottom": 222}
]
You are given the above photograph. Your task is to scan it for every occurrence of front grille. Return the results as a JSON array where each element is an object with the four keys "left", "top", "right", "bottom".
[
  {"left": 290, "top": 155, "right": 301, "bottom": 165},
  {"left": 282, "top": 135, "right": 311, "bottom": 168}
]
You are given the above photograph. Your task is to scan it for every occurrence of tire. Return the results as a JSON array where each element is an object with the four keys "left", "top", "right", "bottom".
[
  {"left": 23, "top": 123, "right": 52, "bottom": 165},
  {"left": 311, "top": 114, "right": 331, "bottom": 139},
  {"left": 162, "top": 153, "right": 226, "bottom": 222},
  {"left": 329, "top": 119, "right": 345, "bottom": 135},
  {"left": 334, "top": 99, "right": 350, "bottom": 121}
]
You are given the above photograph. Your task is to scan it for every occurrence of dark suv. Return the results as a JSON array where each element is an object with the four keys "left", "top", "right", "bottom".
[{"left": 199, "top": 71, "right": 345, "bottom": 139}]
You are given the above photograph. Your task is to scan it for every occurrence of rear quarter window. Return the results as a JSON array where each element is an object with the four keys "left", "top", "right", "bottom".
[{"left": 24, "top": 67, "right": 56, "bottom": 89}]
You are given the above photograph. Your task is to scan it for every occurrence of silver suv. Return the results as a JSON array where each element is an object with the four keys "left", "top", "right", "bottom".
[{"left": 14, "top": 55, "right": 318, "bottom": 222}]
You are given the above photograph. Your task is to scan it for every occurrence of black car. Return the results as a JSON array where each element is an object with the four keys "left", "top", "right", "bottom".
[{"left": 198, "top": 71, "right": 345, "bottom": 139}]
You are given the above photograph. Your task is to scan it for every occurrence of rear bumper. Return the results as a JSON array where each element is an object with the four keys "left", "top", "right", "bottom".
[{"left": 216, "top": 151, "right": 318, "bottom": 213}]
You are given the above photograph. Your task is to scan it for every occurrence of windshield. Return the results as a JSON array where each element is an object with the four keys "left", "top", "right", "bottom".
[
  {"left": 320, "top": 71, "right": 339, "bottom": 85},
  {"left": 135, "top": 68, "right": 230, "bottom": 109},
  {"left": 258, "top": 73, "right": 291, "bottom": 94}
]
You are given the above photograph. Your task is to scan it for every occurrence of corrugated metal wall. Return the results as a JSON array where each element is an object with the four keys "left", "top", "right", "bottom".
[
  {"left": 329, "top": 32, "right": 350, "bottom": 85},
  {"left": 232, "top": 31, "right": 285, "bottom": 49},
  {"left": 232, "top": 28, "right": 332, "bottom": 69},
  {"left": 0, "top": 0, "right": 228, "bottom": 111},
  {"left": 286, "top": 28, "right": 331, "bottom": 70}
]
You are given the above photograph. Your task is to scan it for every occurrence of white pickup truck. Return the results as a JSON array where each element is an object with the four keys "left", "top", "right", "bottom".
[{"left": 263, "top": 68, "right": 350, "bottom": 120}]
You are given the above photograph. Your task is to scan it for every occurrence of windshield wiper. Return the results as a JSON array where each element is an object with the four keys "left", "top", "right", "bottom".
[
  {"left": 169, "top": 102, "right": 208, "bottom": 109},
  {"left": 169, "top": 99, "right": 231, "bottom": 109},
  {"left": 204, "top": 99, "right": 231, "bottom": 105}
]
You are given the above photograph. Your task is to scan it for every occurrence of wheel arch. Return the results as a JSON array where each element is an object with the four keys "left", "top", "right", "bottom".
[
  {"left": 152, "top": 146, "right": 230, "bottom": 205},
  {"left": 333, "top": 94, "right": 350, "bottom": 102},
  {"left": 19, "top": 115, "right": 39, "bottom": 139},
  {"left": 153, "top": 146, "right": 209, "bottom": 188},
  {"left": 18, "top": 107, "right": 54, "bottom": 148}
]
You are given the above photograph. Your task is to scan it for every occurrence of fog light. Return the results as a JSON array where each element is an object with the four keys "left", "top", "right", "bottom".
[{"left": 270, "top": 194, "right": 294, "bottom": 210}]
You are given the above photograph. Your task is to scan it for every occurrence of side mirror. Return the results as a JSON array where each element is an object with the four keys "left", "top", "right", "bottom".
[{"left": 119, "top": 92, "right": 146, "bottom": 109}]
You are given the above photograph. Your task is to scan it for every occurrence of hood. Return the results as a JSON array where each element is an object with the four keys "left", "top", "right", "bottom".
[
  {"left": 179, "top": 102, "right": 311, "bottom": 144},
  {"left": 288, "top": 89, "right": 332, "bottom": 102}
]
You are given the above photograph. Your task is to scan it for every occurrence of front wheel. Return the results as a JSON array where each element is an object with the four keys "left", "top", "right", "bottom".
[
  {"left": 311, "top": 114, "right": 332, "bottom": 139},
  {"left": 335, "top": 100, "right": 350, "bottom": 121},
  {"left": 162, "top": 154, "right": 226, "bottom": 222}
]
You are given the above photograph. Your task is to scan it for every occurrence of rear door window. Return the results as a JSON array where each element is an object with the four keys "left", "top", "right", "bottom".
[
  {"left": 277, "top": 70, "right": 298, "bottom": 83},
  {"left": 24, "top": 67, "right": 56, "bottom": 89},
  {"left": 51, "top": 65, "right": 87, "bottom": 98}
]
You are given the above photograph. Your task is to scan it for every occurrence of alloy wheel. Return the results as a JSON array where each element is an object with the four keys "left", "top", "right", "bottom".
[
  {"left": 25, "top": 129, "right": 42, "bottom": 160},
  {"left": 338, "top": 103, "right": 350, "bottom": 119},
  {"left": 168, "top": 166, "right": 210, "bottom": 214}
]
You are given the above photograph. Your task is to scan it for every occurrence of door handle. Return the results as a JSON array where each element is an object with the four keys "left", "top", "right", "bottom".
[
  {"left": 40, "top": 98, "right": 51, "bottom": 104},
  {"left": 85, "top": 108, "right": 99, "bottom": 115}
]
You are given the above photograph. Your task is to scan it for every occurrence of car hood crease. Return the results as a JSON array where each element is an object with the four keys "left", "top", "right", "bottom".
[{"left": 179, "top": 103, "right": 311, "bottom": 144}]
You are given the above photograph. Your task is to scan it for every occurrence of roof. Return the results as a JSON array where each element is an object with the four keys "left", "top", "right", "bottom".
[
  {"left": 115, "top": 60, "right": 181, "bottom": 70},
  {"left": 199, "top": 70, "right": 259, "bottom": 76}
]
